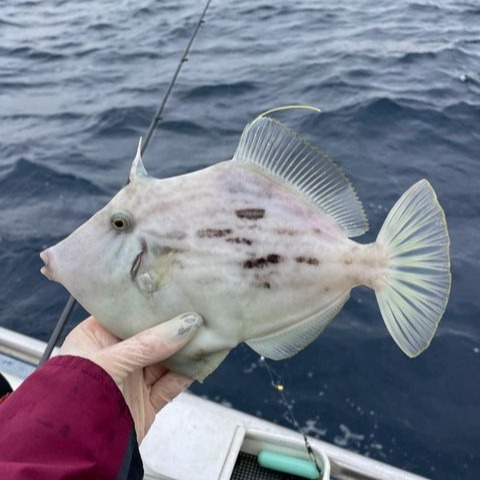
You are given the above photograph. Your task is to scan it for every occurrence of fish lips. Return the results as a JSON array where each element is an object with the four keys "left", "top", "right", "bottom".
[{"left": 40, "top": 249, "right": 55, "bottom": 281}]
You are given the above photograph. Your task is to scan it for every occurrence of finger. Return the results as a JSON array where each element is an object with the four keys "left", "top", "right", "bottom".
[
  {"left": 144, "top": 363, "right": 169, "bottom": 387},
  {"left": 60, "top": 316, "right": 98, "bottom": 354},
  {"left": 60, "top": 316, "right": 121, "bottom": 356},
  {"left": 85, "top": 317, "right": 122, "bottom": 346},
  {"left": 93, "top": 312, "right": 203, "bottom": 381},
  {"left": 150, "top": 371, "right": 192, "bottom": 413}
]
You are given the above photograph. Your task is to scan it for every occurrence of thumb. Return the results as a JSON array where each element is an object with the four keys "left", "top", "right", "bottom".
[{"left": 92, "top": 312, "right": 203, "bottom": 383}]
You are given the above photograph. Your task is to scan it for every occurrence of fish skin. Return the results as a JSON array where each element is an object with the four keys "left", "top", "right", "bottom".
[{"left": 40, "top": 116, "right": 450, "bottom": 380}]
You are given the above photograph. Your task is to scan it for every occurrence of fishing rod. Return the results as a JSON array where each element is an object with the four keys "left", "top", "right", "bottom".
[{"left": 38, "top": 0, "right": 212, "bottom": 366}]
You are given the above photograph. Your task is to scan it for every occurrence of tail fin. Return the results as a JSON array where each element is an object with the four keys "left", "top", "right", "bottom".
[{"left": 375, "top": 180, "right": 451, "bottom": 357}]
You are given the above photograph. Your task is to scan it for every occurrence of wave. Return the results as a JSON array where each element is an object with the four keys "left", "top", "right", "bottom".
[
  {"left": 8, "top": 46, "right": 65, "bottom": 62},
  {"left": 0, "top": 18, "right": 22, "bottom": 27},
  {"left": 304, "top": 97, "right": 421, "bottom": 124},
  {"left": 86, "top": 106, "right": 152, "bottom": 137},
  {"left": 396, "top": 45, "right": 473, "bottom": 64},
  {"left": 398, "top": 50, "right": 437, "bottom": 64},
  {"left": 310, "top": 96, "right": 479, "bottom": 125},
  {"left": 0, "top": 80, "right": 54, "bottom": 91},
  {"left": 3, "top": 111, "right": 87, "bottom": 122},
  {"left": 132, "top": 6, "right": 156, "bottom": 18},
  {"left": 86, "top": 21, "right": 116, "bottom": 32},
  {"left": 299, "top": 95, "right": 477, "bottom": 183},
  {"left": 0, "top": 158, "right": 105, "bottom": 201},
  {"left": 158, "top": 119, "right": 210, "bottom": 135},
  {"left": 87, "top": 105, "right": 211, "bottom": 138},
  {"left": 182, "top": 80, "right": 257, "bottom": 100},
  {"left": 407, "top": 2, "right": 442, "bottom": 13}
]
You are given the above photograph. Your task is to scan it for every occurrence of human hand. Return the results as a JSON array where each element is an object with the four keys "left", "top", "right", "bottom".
[{"left": 59, "top": 313, "right": 202, "bottom": 443}]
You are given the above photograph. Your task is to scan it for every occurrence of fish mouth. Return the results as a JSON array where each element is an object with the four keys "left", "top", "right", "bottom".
[
  {"left": 130, "top": 251, "right": 144, "bottom": 281},
  {"left": 40, "top": 250, "right": 54, "bottom": 281}
]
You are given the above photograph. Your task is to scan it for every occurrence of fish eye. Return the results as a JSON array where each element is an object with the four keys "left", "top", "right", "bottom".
[{"left": 111, "top": 211, "right": 134, "bottom": 232}]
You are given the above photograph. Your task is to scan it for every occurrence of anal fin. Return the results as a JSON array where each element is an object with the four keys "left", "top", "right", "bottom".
[{"left": 246, "top": 292, "right": 350, "bottom": 360}]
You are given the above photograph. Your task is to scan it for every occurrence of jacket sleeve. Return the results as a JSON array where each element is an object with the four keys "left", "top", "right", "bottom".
[{"left": 0, "top": 355, "right": 143, "bottom": 480}]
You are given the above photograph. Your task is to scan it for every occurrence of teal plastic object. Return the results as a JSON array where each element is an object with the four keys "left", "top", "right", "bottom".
[{"left": 258, "top": 450, "right": 321, "bottom": 479}]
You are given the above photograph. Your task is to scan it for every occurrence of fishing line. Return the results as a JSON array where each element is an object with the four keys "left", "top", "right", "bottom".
[
  {"left": 258, "top": 105, "right": 321, "bottom": 119},
  {"left": 259, "top": 356, "right": 324, "bottom": 476},
  {"left": 38, "top": 0, "right": 213, "bottom": 367}
]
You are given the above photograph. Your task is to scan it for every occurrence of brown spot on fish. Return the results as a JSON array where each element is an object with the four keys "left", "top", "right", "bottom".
[
  {"left": 197, "top": 228, "right": 233, "bottom": 238},
  {"left": 324, "top": 286, "right": 330, "bottom": 293},
  {"left": 267, "top": 254, "right": 281, "bottom": 264},
  {"left": 226, "top": 237, "right": 253, "bottom": 246},
  {"left": 236, "top": 208, "right": 265, "bottom": 220},
  {"left": 345, "top": 258, "right": 353, "bottom": 265},
  {"left": 244, "top": 258, "right": 265, "bottom": 269},
  {"left": 260, "top": 281, "right": 271, "bottom": 289},
  {"left": 296, "top": 256, "right": 320, "bottom": 266},
  {"left": 243, "top": 254, "right": 281, "bottom": 269}
]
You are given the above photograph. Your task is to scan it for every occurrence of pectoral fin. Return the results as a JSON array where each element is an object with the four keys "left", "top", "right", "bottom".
[
  {"left": 136, "top": 252, "right": 175, "bottom": 294},
  {"left": 246, "top": 292, "right": 350, "bottom": 360}
]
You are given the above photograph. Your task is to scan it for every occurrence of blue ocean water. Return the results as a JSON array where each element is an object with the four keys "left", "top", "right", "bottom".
[{"left": 0, "top": 0, "right": 479, "bottom": 478}]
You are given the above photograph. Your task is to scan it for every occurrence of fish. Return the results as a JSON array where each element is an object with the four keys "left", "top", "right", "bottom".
[{"left": 40, "top": 115, "right": 451, "bottom": 381}]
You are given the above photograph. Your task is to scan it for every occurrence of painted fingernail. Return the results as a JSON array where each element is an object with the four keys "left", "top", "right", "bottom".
[{"left": 176, "top": 312, "right": 203, "bottom": 337}]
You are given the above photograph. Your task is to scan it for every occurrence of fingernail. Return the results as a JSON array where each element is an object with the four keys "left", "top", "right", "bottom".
[{"left": 175, "top": 312, "right": 203, "bottom": 338}]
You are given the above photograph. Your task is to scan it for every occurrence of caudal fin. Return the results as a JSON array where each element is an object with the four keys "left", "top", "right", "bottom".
[{"left": 375, "top": 180, "right": 451, "bottom": 357}]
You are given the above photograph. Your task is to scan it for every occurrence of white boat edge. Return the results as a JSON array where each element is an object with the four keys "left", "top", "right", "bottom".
[{"left": 0, "top": 325, "right": 430, "bottom": 480}]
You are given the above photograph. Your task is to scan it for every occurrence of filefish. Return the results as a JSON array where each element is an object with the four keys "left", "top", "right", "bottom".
[{"left": 40, "top": 116, "right": 451, "bottom": 381}]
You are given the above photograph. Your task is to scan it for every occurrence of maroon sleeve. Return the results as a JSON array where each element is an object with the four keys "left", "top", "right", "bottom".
[{"left": 0, "top": 355, "right": 143, "bottom": 480}]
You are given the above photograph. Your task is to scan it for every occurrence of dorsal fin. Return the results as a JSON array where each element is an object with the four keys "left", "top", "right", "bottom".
[
  {"left": 129, "top": 137, "right": 151, "bottom": 184},
  {"left": 232, "top": 117, "right": 368, "bottom": 237}
]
